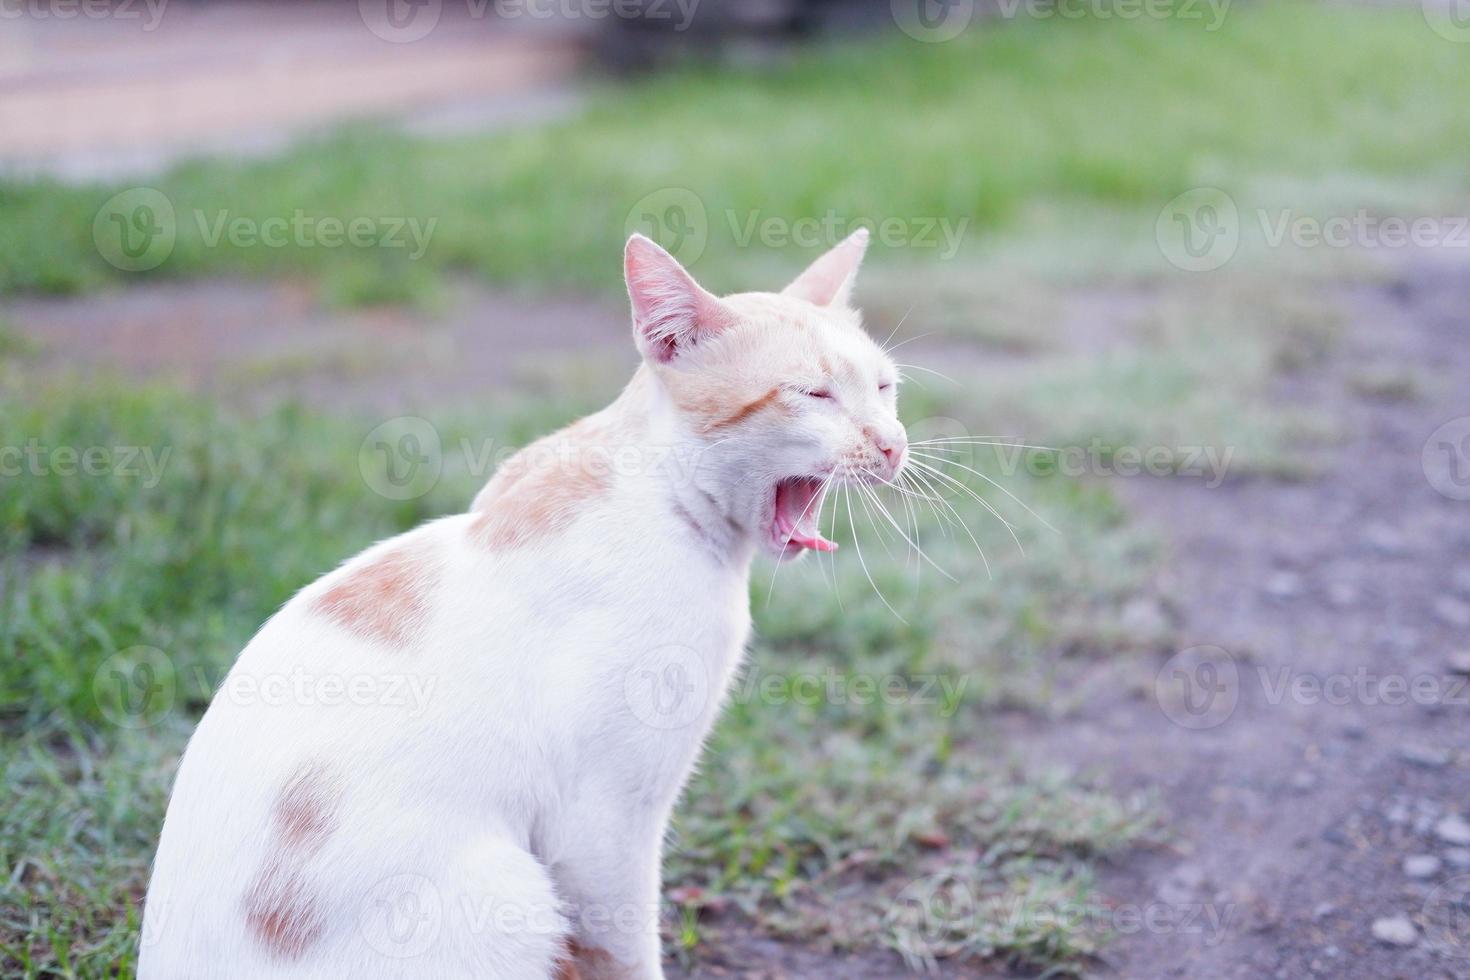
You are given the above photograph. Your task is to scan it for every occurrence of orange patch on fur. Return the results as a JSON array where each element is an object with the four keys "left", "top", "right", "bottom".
[
  {"left": 702, "top": 387, "right": 780, "bottom": 432},
  {"left": 273, "top": 762, "right": 338, "bottom": 849},
  {"left": 561, "top": 940, "right": 634, "bottom": 980},
  {"left": 312, "top": 542, "right": 440, "bottom": 649},
  {"left": 242, "top": 763, "right": 342, "bottom": 960},
  {"left": 554, "top": 948, "right": 584, "bottom": 980},
  {"left": 243, "top": 871, "right": 324, "bottom": 961},
  {"left": 470, "top": 418, "right": 614, "bottom": 551}
]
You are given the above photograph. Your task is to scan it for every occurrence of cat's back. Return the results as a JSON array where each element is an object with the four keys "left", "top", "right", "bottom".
[{"left": 138, "top": 512, "right": 569, "bottom": 976}]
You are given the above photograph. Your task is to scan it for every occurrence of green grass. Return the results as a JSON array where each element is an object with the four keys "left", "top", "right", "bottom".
[{"left": 2, "top": 4, "right": 1468, "bottom": 302}]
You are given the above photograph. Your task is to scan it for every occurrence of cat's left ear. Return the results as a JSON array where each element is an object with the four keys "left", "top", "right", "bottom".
[{"left": 782, "top": 228, "right": 869, "bottom": 307}]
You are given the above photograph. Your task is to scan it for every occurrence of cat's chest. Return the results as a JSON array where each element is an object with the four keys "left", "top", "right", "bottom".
[{"left": 587, "top": 537, "right": 752, "bottom": 724}]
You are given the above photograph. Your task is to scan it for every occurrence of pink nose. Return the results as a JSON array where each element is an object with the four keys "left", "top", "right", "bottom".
[{"left": 876, "top": 434, "right": 906, "bottom": 472}]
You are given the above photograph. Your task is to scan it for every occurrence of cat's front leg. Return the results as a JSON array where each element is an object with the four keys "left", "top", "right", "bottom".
[{"left": 552, "top": 818, "right": 667, "bottom": 980}]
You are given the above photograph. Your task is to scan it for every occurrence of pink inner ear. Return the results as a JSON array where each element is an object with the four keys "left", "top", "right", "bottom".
[{"left": 625, "top": 235, "right": 733, "bottom": 363}]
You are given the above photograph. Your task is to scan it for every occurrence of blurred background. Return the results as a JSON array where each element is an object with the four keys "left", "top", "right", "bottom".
[{"left": 3, "top": 1, "right": 1469, "bottom": 977}]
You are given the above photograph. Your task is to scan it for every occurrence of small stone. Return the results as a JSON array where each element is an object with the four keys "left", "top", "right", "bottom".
[
  {"left": 1370, "top": 915, "right": 1417, "bottom": 947},
  {"left": 1323, "top": 945, "right": 1340, "bottom": 957},
  {"left": 1266, "top": 571, "right": 1304, "bottom": 599},
  {"left": 1399, "top": 745, "right": 1451, "bottom": 768},
  {"left": 1363, "top": 523, "right": 1409, "bottom": 556},
  {"left": 1434, "top": 596, "right": 1470, "bottom": 628},
  {"left": 1435, "top": 813, "right": 1470, "bottom": 846},
  {"left": 1341, "top": 721, "right": 1367, "bottom": 740},
  {"left": 1386, "top": 802, "right": 1412, "bottom": 825},
  {"left": 1448, "top": 650, "right": 1470, "bottom": 676},
  {"left": 1121, "top": 597, "right": 1170, "bottom": 638},
  {"left": 1404, "top": 855, "right": 1443, "bottom": 879},
  {"left": 1326, "top": 582, "right": 1359, "bottom": 608},
  {"left": 1291, "top": 771, "right": 1318, "bottom": 792},
  {"left": 1312, "top": 902, "right": 1336, "bottom": 921},
  {"left": 1445, "top": 848, "right": 1470, "bottom": 870}
]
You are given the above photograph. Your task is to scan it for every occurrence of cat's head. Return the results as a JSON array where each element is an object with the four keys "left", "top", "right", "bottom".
[{"left": 625, "top": 229, "right": 907, "bottom": 562}]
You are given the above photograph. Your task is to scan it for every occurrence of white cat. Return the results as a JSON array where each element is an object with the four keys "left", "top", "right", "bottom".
[{"left": 139, "top": 228, "right": 908, "bottom": 979}]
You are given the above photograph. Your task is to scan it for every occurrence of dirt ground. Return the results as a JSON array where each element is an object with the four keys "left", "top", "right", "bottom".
[
  {"left": 1007, "top": 260, "right": 1470, "bottom": 980},
  {"left": 4, "top": 279, "right": 634, "bottom": 410},
  {"left": 6, "top": 255, "right": 1468, "bottom": 979}
]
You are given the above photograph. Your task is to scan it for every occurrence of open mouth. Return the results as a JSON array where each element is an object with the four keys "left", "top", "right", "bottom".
[{"left": 771, "top": 476, "right": 837, "bottom": 555}]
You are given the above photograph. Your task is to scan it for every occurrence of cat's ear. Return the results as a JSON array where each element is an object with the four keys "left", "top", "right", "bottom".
[
  {"left": 625, "top": 234, "right": 737, "bottom": 365},
  {"left": 782, "top": 228, "right": 869, "bottom": 307}
]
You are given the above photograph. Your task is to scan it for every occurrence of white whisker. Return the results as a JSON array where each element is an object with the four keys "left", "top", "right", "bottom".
[
  {"left": 843, "top": 481, "right": 906, "bottom": 622},
  {"left": 857, "top": 472, "right": 955, "bottom": 583},
  {"left": 903, "top": 465, "right": 991, "bottom": 579},
  {"left": 907, "top": 457, "right": 1025, "bottom": 558},
  {"left": 879, "top": 304, "right": 916, "bottom": 353},
  {"left": 892, "top": 362, "right": 957, "bottom": 386},
  {"left": 911, "top": 436, "right": 1060, "bottom": 453},
  {"left": 853, "top": 479, "right": 899, "bottom": 557},
  {"left": 909, "top": 449, "right": 1059, "bottom": 535},
  {"left": 881, "top": 330, "right": 936, "bottom": 356}
]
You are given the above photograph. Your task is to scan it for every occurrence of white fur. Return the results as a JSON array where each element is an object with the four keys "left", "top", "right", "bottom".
[{"left": 140, "top": 231, "right": 905, "bottom": 979}]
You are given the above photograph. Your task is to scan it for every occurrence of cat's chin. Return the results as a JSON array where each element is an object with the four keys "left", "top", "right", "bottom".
[{"left": 764, "top": 476, "right": 838, "bottom": 561}]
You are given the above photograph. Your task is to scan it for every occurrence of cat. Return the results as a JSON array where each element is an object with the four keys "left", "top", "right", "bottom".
[{"left": 138, "top": 227, "right": 908, "bottom": 979}]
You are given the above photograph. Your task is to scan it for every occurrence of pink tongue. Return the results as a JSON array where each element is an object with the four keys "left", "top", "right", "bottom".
[
  {"left": 775, "top": 479, "right": 838, "bottom": 553},
  {"left": 790, "top": 529, "right": 838, "bottom": 553}
]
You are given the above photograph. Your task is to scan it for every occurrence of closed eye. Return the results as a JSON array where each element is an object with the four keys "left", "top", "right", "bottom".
[
  {"left": 807, "top": 389, "right": 834, "bottom": 400},
  {"left": 878, "top": 382, "right": 895, "bottom": 392}
]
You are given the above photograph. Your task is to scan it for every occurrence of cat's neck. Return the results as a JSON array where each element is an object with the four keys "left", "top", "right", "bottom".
[{"left": 608, "top": 367, "right": 758, "bottom": 571}]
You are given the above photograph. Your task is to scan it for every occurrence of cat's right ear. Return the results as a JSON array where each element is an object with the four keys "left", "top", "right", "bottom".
[{"left": 625, "top": 234, "right": 736, "bottom": 365}]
